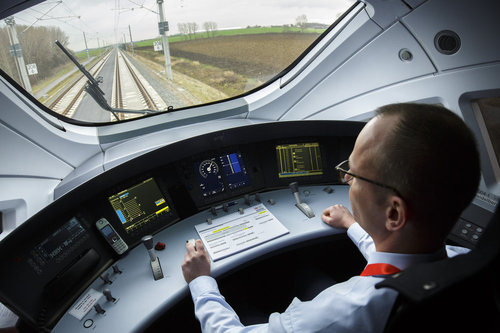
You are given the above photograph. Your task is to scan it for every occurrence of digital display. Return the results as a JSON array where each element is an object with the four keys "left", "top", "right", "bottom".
[
  {"left": 108, "top": 177, "right": 170, "bottom": 233},
  {"left": 101, "top": 225, "right": 114, "bottom": 238},
  {"left": 276, "top": 142, "right": 323, "bottom": 178},
  {"left": 195, "top": 158, "right": 225, "bottom": 197},
  {"left": 195, "top": 152, "right": 250, "bottom": 197},
  {"left": 220, "top": 152, "right": 250, "bottom": 190},
  {"left": 29, "top": 217, "right": 89, "bottom": 275}
]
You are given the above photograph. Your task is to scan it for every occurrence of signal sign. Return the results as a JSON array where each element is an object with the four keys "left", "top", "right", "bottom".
[
  {"left": 153, "top": 41, "right": 163, "bottom": 51},
  {"left": 26, "top": 63, "right": 38, "bottom": 75},
  {"left": 158, "top": 21, "right": 169, "bottom": 35}
]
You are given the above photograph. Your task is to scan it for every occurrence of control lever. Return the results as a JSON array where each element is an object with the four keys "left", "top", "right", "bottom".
[
  {"left": 94, "top": 303, "right": 105, "bottom": 315},
  {"left": 141, "top": 235, "right": 164, "bottom": 280},
  {"left": 100, "top": 273, "right": 112, "bottom": 285},
  {"left": 103, "top": 289, "right": 116, "bottom": 302},
  {"left": 289, "top": 182, "right": 315, "bottom": 218},
  {"left": 112, "top": 264, "right": 122, "bottom": 274}
]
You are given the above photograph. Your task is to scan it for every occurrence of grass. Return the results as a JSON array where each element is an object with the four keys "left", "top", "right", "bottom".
[
  {"left": 134, "top": 26, "right": 326, "bottom": 47},
  {"left": 36, "top": 55, "right": 104, "bottom": 105},
  {"left": 31, "top": 62, "right": 76, "bottom": 95},
  {"left": 75, "top": 47, "right": 110, "bottom": 61},
  {"left": 37, "top": 68, "right": 81, "bottom": 105},
  {"left": 172, "top": 57, "right": 249, "bottom": 97},
  {"left": 130, "top": 52, "right": 228, "bottom": 105}
]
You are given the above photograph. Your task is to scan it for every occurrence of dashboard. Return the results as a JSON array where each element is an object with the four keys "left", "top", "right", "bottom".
[{"left": 0, "top": 120, "right": 490, "bottom": 332}]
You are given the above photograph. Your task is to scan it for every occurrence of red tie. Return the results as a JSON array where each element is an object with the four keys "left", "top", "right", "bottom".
[{"left": 360, "top": 263, "right": 401, "bottom": 276}]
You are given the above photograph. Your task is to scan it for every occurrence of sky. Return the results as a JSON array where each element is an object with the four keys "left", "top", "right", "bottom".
[{"left": 4, "top": 0, "right": 355, "bottom": 51}]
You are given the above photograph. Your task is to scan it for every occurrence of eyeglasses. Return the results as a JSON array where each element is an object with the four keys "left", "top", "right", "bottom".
[{"left": 335, "top": 160, "right": 404, "bottom": 198}]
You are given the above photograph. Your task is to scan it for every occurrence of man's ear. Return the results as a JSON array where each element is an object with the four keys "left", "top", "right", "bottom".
[{"left": 385, "top": 196, "right": 408, "bottom": 231}]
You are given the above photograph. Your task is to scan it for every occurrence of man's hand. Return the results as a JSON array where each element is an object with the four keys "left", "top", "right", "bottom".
[
  {"left": 321, "top": 204, "right": 355, "bottom": 229},
  {"left": 181, "top": 239, "right": 211, "bottom": 284}
]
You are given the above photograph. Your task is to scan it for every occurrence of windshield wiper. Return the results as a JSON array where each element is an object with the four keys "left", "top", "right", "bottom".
[{"left": 55, "top": 40, "right": 165, "bottom": 120}]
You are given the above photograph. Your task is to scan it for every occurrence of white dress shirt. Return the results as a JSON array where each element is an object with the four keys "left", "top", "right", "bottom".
[{"left": 188, "top": 222, "right": 469, "bottom": 333}]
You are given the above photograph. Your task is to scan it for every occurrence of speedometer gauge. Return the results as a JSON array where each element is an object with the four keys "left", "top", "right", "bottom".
[
  {"left": 195, "top": 158, "right": 225, "bottom": 197},
  {"left": 199, "top": 159, "right": 219, "bottom": 178}
]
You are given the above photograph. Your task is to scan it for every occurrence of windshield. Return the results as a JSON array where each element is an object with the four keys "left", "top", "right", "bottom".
[{"left": 0, "top": 0, "right": 354, "bottom": 123}]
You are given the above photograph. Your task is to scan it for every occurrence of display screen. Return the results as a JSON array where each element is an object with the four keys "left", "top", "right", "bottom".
[
  {"left": 29, "top": 217, "right": 89, "bottom": 275},
  {"left": 276, "top": 142, "right": 323, "bottom": 178},
  {"left": 195, "top": 152, "right": 250, "bottom": 197},
  {"left": 108, "top": 178, "right": 170, "bottom": 233},
  {"left": 100, "top": 225, "right": 114, "bottom": 238},
  {"left": 220, "top": 152, "right": 250, "bottom": 190},
  {"left": 195, "top": 158, "right": 225, "bottom": 197}
]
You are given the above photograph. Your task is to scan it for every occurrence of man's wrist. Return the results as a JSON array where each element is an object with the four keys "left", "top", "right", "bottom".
[
  {"left": 344, "top": 219, "right": 355, "bottom": 229},
  {"left": 189, "top": 275, "right": 218, "bottom": 300}
]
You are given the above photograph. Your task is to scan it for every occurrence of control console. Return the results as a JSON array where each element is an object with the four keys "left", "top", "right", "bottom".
[
  {"left": 0, "top": 120, "right": 488, "bottom": 333},
  {"left": 53, "top": 184, "right": 347, "bottom": 332}
]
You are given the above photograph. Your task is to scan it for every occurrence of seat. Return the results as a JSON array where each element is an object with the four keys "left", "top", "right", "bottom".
[{"left": 376, "top": 205, "right": 500, "bottom": 333}]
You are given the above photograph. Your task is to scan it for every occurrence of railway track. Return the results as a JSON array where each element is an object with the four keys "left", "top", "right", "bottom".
[
  {"left": 49, "top": 51, "right": 112, "bottom": 117},
  {"left": 51, "top": 48, "right": 168, "bottom": 121},
  {"left": 112, "top": 48, "right": 168, "bottom": 120}
]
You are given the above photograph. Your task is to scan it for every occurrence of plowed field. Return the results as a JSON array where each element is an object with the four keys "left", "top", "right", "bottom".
[
  {"left": 135, "top": 32, "right": 320, "bottom": 98},
  {"left": 169, "top": 33, "right": 320, "bottom": 80}
]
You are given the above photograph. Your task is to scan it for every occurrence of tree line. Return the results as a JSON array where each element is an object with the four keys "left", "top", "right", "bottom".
[
  {"left": 0, "top": 24, "right": 71, "bottom": 87},
  {"left": 177, "top": 21, "right": 218, "bottom": 40},
  {"left": 176, "top": 15, "right": 320, "bottom": 41}
]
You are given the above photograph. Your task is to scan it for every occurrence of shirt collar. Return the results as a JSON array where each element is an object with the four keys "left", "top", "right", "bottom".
[{"left": 367, "top": 247, "right": 447, "bottom": 271}]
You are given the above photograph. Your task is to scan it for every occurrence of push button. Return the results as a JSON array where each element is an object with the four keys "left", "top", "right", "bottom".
[{"left": 83, "top": 319, "right": 93, "bottom": 328}]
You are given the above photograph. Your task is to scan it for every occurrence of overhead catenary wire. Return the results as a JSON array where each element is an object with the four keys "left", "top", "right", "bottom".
[{"left": 21, "top": 0, "right": 62, "bottom": 34}]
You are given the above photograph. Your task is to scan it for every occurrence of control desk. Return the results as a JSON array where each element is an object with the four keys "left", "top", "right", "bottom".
[{"left": 0, "top": 120, "right": 490, "bottom": 332}]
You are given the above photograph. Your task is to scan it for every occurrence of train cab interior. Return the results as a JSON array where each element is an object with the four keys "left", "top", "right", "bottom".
[{"left": 0, "top": 0, "right": 499, "bottom": 332}]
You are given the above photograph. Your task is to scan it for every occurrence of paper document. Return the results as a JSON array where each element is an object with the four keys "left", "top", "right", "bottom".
[
  {"left": 69, "top": 288, "right": 103, "bottom": 320},
  {"left": 0, "top": 303, "right": 18, "bottom": 328},
  {"left": 195, "top": 203, "right": 289, "bottom": 261}
]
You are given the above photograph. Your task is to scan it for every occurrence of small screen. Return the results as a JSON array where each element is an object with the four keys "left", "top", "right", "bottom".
[
  {"left": 220, "top": 152, "right": 250, "bottom": 190},
  {"left": 195, "top": 158, "right": 225, "bottom": 197},
  {"left": 108, "top": 178, "right": 170, "bottom": 233},
  {"left": 194, "top": 152, "right": 250, "bottom": 197},
  {"left": 100, "top": 225, "right": 114, "bottom": 238},
  {"left": 29, "top": 217, "right": 89, "bottom": 274},
  {"left": 276, "top": 142, "right": 323, "bottom": 178}
]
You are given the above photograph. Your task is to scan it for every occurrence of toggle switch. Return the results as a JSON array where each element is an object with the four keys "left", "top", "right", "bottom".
[
  {"left": 94, "top": 303, "right": 105, "bottom": 315},
  {"left": 103, "top": 289, "right": 116, "bottom": 302},
  {"left": 112, "top": 264, "right": 122, "bottom": 274},
  {"left": 100, "top": 273, "right": 112, "bottom": 285}
]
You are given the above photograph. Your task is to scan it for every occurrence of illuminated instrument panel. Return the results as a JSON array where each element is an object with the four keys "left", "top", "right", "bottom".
[
  {"left": 108, "top": 178, "right": 172, "bottom": 234},
  {"left": 194, "top": 152, "right": 250, "bottom": 198},
  {"left": 196, "top": 158, "right": 225, "bottom": 196},
  {"left": 276, "top": 142, "right": 323, "bottom": 178},
  {"left": 0, "top": 120, "right": 486, "bottom": 332}
]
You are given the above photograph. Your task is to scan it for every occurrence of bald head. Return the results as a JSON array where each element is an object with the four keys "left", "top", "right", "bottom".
[
  {"left": 351, "top": 114, "right": 399, "bottom": 185},
  {"left": 370, "top": 103, "right": 480, "bottom": 239}
]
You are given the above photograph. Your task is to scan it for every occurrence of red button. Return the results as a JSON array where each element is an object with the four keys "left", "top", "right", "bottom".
[{"left": 155, "top": 242, "right": 166, "bottom": 251}]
